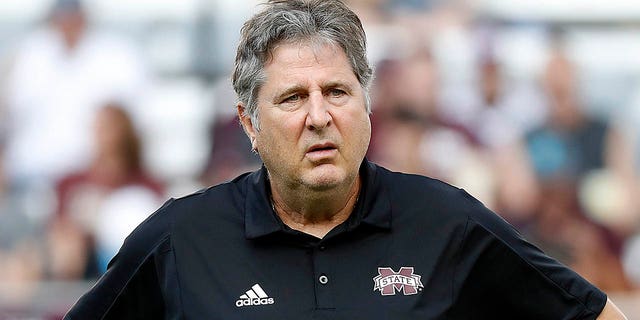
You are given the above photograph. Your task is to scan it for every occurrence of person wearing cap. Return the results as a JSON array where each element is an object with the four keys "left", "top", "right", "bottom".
[{"left": 64, "top": 0, "right": 627, "bottom": 319}]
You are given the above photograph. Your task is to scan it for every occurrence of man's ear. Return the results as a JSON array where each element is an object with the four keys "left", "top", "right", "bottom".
[{"left": 237, "top": 103, "right": 258, "bottom": 151}]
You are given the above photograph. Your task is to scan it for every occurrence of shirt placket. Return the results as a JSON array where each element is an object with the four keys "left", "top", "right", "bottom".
[{"left": 310, "top": 242, "right": 334, "bottom": 310}]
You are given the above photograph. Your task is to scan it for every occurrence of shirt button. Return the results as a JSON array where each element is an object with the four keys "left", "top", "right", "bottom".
[
  {"left": 318, "top": 274, "right": 329, "bottom": 285},
  {"left": 319, "top": 245, "right": 326, "bottom": 251}
]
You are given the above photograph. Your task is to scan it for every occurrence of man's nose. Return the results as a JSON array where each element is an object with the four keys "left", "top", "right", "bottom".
[{"left": 305, "top": 92, "right": 331, "bottom": 131}]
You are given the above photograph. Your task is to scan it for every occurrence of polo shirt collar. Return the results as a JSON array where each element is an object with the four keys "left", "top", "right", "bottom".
[
  {"left": 244, "top": 159, "right": 392, "bottom": 239},
  {"left": 244, "top": 165, "right": 282, "bottom": 239},
  {"left": 349, "top": 160, "right": 392, "bottom": 231}
]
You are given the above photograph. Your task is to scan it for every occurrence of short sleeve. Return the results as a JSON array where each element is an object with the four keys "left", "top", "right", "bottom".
[
  {"left": 450, "top": 190, "right": 607, "bottom": 319},
  {"left": 64, "top": 200, "right": 177, "bottom": 319}
]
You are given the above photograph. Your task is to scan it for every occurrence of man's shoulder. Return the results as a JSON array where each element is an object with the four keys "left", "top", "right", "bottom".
[
  {"left": 376, "top": 166, "right": 468, "bottom": 203},
  {"left": 373, "top": 165, "right": 483, "bottom": 221},
  {"left": 375, "top": 166, "right": 525, "bottom": 248},
  {"left": 122, "top": 171, "right": 255, "bottom": 253}
]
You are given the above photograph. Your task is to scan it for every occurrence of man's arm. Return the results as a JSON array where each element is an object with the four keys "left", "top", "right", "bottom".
[{"left": 597, "top": 299, "right": 628, "bottom": 320}]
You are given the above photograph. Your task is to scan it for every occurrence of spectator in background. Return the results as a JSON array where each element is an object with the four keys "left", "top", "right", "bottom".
[
  {"left": 369, "top": 48, "right": 497, "bottom": 206},
  {"left": 200, "top": 106, "right": 262, "bottom": 185},
  {"left": 609, "top": 65, "right": 640, "bottom": 290},
  {"left": 369, "top": 49, "right": 472, "bottom": 173},
  {"left": 0, "top": 148, "right": 45, "bottom": 307},
  {"left": 2, "top": 0, "right": 148, "bottom": 189},
  {"left": 525, "top": 48, "right": 609, "bottom": 182},
  {"left": 198, "top": 74, "right": 262, "bottom": 186},
  {"left": 50, "top": 103, "right": 163, "bottom": 279},
  {"left": 368, "top": 49, "right": 442, "bottom": 175},
  {"left": 521, "top": 47, "right": 633, "bottom": 292},
  {"left": 468, "top": 57, "right": 539, "bottom": 226},
  {"left": 200, "top": 117, "right": 262, "bottom": 185}
]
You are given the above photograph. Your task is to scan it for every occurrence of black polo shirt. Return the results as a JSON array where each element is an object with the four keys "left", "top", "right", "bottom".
[{"left": 65, "top": 160, "right": 607, "bottom": 319}]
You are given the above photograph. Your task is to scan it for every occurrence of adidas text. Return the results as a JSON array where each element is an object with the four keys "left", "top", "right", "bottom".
[{"left": 235, "top": 297, "right": 275, "bottom": 307}]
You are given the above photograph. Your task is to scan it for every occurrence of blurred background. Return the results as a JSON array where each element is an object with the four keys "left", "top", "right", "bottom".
[{"left": 0, "top": 0, "right": 639, "bottom": 318}]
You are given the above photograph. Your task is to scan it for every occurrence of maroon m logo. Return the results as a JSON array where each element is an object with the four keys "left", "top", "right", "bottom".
[{"left": 373, "top": 267, "right": 423, "bottom": 296}]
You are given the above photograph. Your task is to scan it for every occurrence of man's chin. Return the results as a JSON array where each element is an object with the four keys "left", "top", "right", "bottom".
[{"left": 301, "top": 167, "right": 346, "bottom": 191}]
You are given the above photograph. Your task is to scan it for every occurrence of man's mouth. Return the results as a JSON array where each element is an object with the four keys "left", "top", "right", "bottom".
[
  {"left": 307, "top": 142, "right": 337, "bottom": 153},
  {"left": 305, "top": 142, "right": 338, "bottom": 161}
]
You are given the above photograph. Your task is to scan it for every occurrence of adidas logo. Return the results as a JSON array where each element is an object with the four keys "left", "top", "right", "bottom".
[{"left": 235, "top": 284, "right": 275, "bottom": 307}]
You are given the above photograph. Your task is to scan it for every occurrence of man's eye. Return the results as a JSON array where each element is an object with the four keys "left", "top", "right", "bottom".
[
  {"left": 329, "top": 89, "right": 345, "bottom": 97},
  {"left": 282, "top": 94, "right": 300, "bottom": 103}
]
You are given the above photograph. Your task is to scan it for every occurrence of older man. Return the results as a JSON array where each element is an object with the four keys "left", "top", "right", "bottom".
[{"left": 65, "top": 0, "right": 627, "bottom": 319}]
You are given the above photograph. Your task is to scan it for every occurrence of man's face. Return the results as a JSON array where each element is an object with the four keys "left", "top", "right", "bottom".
[{"left": 240, "top": 42, "right": 371, "bottom": 191}]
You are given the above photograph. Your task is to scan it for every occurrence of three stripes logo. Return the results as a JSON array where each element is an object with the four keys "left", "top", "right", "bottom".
[{"left": 235, "top": 284, "right": 275, "bottom": 307}]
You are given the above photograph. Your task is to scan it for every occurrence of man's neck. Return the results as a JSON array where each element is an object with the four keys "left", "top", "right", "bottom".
[{"left": 270, "top": 176, "right": 361, "bottom": 239}]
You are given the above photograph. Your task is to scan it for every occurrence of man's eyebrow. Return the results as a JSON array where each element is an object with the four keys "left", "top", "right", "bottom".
[
  {"left": 272, "top": 80, "right": 355, "bottom": 102},
  {"left": 321, "top": 80, "right": 354, "bottom": 91},
  {"left": 272, "top": 85, "right": 306, "bottom": 102}
]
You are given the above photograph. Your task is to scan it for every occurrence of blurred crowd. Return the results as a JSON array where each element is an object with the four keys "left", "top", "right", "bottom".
[{"left": 1, "top": 0, "right": 640, "bottom": 318}]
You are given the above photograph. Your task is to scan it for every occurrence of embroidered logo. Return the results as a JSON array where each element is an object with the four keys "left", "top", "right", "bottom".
[
  {"left": 373, "top": 267, "right": 424, "bottom": 296},
  {"left": 235, "top": 284, "right": 275, "bottom": 307}
]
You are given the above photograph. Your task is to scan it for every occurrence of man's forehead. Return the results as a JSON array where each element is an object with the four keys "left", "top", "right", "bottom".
[
  {"left": 263, "top": 43, "right": 357, "bottom": 85},
  {"left": 265, "top": 40, "right": 343, "bottom": 66}
]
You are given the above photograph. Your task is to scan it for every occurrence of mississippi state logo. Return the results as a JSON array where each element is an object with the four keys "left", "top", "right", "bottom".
[{"left": 373, "top": 267, "right": 424, "bottom": 296}]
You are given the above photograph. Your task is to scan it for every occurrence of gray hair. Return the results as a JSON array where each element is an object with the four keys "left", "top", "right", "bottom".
[{"left": 232, "top": 0, "right": 373, "bottom": 130}]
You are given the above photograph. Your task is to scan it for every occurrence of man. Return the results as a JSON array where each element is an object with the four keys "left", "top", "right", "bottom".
[{"left": 65, "top": 0, "right": 627, "bottom": 319}]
